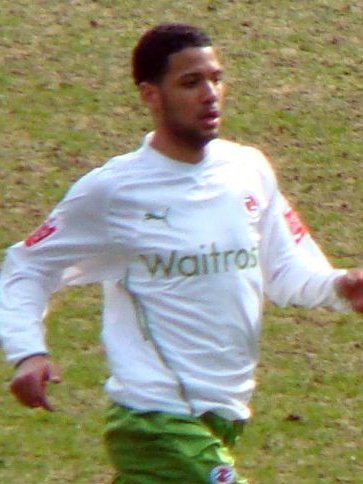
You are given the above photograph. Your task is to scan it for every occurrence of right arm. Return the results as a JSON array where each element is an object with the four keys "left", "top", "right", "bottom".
[{"left": 0, "top": 169, "right": 125, "bottom": 408}]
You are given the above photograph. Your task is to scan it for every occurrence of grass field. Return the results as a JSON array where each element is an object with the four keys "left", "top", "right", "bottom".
[{"left": 0, "top": 1, "right": 362, "bottom": 483}]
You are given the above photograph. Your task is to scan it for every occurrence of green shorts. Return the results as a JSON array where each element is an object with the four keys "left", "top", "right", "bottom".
[{"left": 104, "top": 404, "right": 248, "bottom": 484}]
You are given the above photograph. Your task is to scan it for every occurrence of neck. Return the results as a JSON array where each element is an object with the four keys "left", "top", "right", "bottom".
[{"left": 150, "top": 130, "right": 208, "bottom": 164}]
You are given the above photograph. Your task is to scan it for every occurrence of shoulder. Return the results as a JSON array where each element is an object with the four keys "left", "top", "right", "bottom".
[
  {"left": 211, "top": 138, "right": 269, "bottom": 162},
  {"left": 63, "top": 149, "right": 141, "bottom": 203},
  {"left": 210, "top": 139, "right": 277, "bottom": 179}
]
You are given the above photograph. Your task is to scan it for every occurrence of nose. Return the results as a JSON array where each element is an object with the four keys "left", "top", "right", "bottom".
[{"left": 200, "top": 80, "right": 218, "bottom": 103}]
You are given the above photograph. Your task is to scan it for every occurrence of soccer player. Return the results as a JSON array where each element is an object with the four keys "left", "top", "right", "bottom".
[{"left": 0, "top": 23, "right": 362, "bottom": 484}]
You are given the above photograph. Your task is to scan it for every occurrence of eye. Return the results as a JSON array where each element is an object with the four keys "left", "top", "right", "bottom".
[
  {"left": 212, "top": 71, "right": 224, "bottom": 84},
  {"left": 181, "top": 77, "right": 199, "bottom": 88}
]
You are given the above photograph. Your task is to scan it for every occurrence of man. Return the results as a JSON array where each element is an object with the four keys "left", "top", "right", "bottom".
[{"left": 0, "top": 23, "right": 362, "bottom": 484}]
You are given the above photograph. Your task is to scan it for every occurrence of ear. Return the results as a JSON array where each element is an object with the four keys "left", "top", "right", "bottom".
[{"left": 138, "top": 82, "right": 161, "bottom": 111}]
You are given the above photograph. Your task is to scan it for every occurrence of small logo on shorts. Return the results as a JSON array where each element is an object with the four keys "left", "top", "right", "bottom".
[{"left": 209, "top": 464, "right": 236, "bottom": 483}]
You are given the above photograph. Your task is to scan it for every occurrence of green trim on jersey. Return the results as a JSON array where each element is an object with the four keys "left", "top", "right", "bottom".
[
  {"left": 123, "top": 268, "right": 195, "bottom": 414},
  {"left": 104, "top": 405, "right": 248, "bottom": 484}
]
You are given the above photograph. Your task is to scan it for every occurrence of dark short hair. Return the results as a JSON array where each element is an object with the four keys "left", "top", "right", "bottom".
[{"left": 132, "top": 23, "right": 212, "bottom": 85}]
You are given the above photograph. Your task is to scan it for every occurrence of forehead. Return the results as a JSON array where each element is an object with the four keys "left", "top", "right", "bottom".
[{"left": 165, "top": 46, "right": 223, "bottom": 79}]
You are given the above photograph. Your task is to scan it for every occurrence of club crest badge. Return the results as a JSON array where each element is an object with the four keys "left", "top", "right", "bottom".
[{"left": 243, "top": 194, "right": 259, "bottom": 219}]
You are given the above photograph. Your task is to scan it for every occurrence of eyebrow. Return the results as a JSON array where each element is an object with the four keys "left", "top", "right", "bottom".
[{"left": 179, "top": 68, "right": 224, "bottom": 80}]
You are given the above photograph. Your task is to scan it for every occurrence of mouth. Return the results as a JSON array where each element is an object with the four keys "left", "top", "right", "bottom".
[{"left": 199, "top": 110, "right": 220, "bottom": 129}]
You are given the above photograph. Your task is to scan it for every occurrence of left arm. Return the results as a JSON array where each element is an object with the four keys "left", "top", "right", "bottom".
[{"left": 255, "top": 153, "right": 361, "bottom": 311}]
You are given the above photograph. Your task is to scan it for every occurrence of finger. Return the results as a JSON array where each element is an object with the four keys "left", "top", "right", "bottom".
[
  {"left": 37, "top": 395, "right": 55, "bottom": 412},
  {"left": 35, "top": 366, "right": 58, "bottom": 410},
  {"left": 345, "top": 270, "right": 363, "bottom": 287},
  {"left": 351, "top": 297, "right": 363, "bottom": 313},
  {"left": 46, "top": 363, "right": 62, "bottom": 384}
]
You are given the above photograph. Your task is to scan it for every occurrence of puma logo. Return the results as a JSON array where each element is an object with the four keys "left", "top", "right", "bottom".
[{"left": 144, "top": 208, "right": 170, "bottom": 225}]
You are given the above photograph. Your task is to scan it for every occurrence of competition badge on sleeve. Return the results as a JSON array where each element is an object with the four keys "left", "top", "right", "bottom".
[
  {"left": 283, "top": 206, "right": 308, "bottom": 244},
  {"left": 24, "top": 217, "right": 57, "bottom": 247}
]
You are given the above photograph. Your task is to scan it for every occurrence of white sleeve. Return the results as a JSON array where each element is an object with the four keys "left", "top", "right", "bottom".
[
  {"left": 0, "top": 169, "right": 128, "bottom": 365},
  {"left": 257, "top": 160, "right": 347, "bottom": 310}
]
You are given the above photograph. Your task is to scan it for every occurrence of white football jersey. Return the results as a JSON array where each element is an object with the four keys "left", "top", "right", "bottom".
[{"left": 0, "top": 135, "right": 347, "bottom": 419}]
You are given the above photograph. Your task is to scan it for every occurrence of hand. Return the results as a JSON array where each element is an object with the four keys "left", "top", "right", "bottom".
[
  {"left": 335, "top": 269, "right": 363, "bottom": 313},
  {"left": 10, "top": 354, "right": 62, "bottom": 411}
]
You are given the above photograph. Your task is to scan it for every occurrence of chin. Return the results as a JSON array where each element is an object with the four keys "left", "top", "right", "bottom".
[
  {"left": 203, "top": 130, "right": 219, "bottom": 143},
  {"left": 193, "top": 134, "right": 216, "bottom": 150},
  {"left": 172, "top": 125, "right": 218, "bottom": 149}
]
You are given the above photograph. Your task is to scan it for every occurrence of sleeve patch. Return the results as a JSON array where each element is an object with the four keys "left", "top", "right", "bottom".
[
  {"left": 24, "top": 218, "right": 57, "bottom": 247},
  {"left": 283, "top": 208, "right": 308, "bottom": 244}
]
